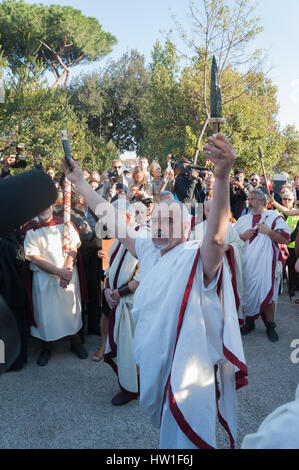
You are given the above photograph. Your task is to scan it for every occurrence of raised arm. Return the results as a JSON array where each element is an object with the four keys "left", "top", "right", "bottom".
[
  {"left": 61, "top": 158, "right": 138, "bottom": 258},
  {"left": 201, "top": 134, "right": 236, "bottom": 286},
  {"left": 271, "top": 197, "right": 299, "bottom": 216}
]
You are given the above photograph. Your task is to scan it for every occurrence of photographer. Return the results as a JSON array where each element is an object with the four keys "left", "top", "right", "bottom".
[
  {"left": 230, "top": 169, "right": 251, "bottom": 220},
  {"left": 103, "top": 160, "right": 130, "bottom": 202},
  {"left": 1, "top": 150, "right": 42, "bottom": 179},
  {"left": 174, "top": 159, "right": 204, "bottom": 215}
]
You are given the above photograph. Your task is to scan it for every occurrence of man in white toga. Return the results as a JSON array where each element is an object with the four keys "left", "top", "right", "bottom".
[
  {"left": 62, "top": 133, "right": 247, "bottom": 449},
  {"left": 23, "top": 206, "right": 88, "bottom": 366},
  {"left": 234, "top": 189, "right": 291, "bottom": 342}
]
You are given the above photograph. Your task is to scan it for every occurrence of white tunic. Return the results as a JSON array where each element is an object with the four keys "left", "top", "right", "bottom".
[
  {"left": 104, "top": 240, "right": 140, "bottom": 394},
  {"left": 192, "top": 221, "right": 244, "bottom": 322},
  {"left": 234, "top": 211, "right": 291, "bottom": 318},
  {"left": 131, "top": 236, "right": 247, "bottom": 449},
  {"left": 242, "top": 385, "right": 299, "bottom": 449},
  {"left": 24, "top": 223, "right": 82, "bottom": 341}
]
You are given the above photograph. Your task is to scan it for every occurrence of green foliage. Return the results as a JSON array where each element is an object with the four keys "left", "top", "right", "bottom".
[
  {"left": 139, "top": 40, "right": 190, "bottom": 165},
  {"left": 0, "top": 0, "right": 117, "bottom": 86},
  {"left": 69, "top": 50, "right": 151, "bottom": 154},
  {"left": 139, "top": 39, "right": 287, "bottom": 174},
  {"left": 0, "top": 0, "right": 296, "bottom": 179},
  {"left": 0, "top": 63, "right": 94, "bottom": 172},
  {"left": 275, "top": 125, "right": 299, "bottom": 176}
]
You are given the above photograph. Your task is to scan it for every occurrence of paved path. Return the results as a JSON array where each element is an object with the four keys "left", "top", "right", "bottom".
[{"left": 0, "top": 292, "right": 298, "bottom": 449}]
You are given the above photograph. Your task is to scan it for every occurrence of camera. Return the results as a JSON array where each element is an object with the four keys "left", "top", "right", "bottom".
[
  {"left": 108, "top": 170, "right": 118, "bottom": 183},
  {"left": 11, "top": 143, "right": 27, "bottom": 169},
  {"left": 234, "top": 176, "right": 240, "bottom": 182},
  {"left": 175, "top": 161, "right": 207, "bottom": 181}
]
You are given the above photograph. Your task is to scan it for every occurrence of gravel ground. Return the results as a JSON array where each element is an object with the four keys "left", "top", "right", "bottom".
[{"left": 0, "top": 291, "right": 298, "bottom": 450}]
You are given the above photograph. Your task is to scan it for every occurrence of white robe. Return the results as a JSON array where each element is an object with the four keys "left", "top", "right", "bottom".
[
  {"left": 241, "top": 385, "right": 299, "bottom": 449},
  {"left": 192, "top": 221, "right": 244, "bottom": 323},
  {"left": 24, "top": 223, "right": 82, "bottom": 341},
  {"left": 234, "top": 211, "right": 291, "bottom": 319},
  {"left": 104, "top": 240, "right": 140, "bottom": 395},
  {"left": 131, "top": 236, "right": 247, "bottom": 449}
]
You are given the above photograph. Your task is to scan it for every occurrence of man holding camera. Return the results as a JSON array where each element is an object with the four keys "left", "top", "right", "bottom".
[
  {"left": 230, "top": 169, "right": 252, "bottom": 220},
  {"left": 174, "top": 159, "right": 204, "bottom": 216},
  {"left": 103, "top": 160, "right": 131, "bottom": 202},
  {"left": 1, "top": 151, "right": 42, "bottom": 179}
]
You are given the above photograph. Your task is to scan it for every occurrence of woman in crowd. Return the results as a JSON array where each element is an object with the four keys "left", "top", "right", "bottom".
[
  {"left": 149, "top": 161, "right": 173, "bottom": 203},
  {"left": 127, "top": 166, "right": 153, "bottom": 201},
  {"left": 274, "top": 191, "right": 299, "bottom": 297}
]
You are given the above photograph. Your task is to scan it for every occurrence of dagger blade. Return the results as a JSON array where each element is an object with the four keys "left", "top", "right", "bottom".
[{"left": 210, "top": 55, "right": 223, "bottom": 119}]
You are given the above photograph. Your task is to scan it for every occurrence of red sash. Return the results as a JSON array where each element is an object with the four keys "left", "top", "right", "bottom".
[{"left": 22, "top": 217, "right": 88, "bottom": 327}]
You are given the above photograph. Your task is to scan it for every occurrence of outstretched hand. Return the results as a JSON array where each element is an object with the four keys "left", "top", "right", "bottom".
[
  {"left": 204, "top": 133, "right": 236, "bottom": 179},
  {"left": 61, "top": 157, "right": 84, "bottom": 185}
]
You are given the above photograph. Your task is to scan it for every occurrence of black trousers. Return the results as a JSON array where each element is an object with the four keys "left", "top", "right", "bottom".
[
  {"left": 286, "top": 247, "right": 299, "bottom": 290},
  {"left": 83, "top": 252, "right": 102, "bottom": 335},
  {"left": 40, "top": 333, "right": 82, "bottom": 350}
]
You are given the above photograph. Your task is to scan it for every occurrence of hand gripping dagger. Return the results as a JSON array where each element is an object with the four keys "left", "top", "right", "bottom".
[
  {"left": 59, "top": 130, "right": 73, "bottom": 259},
  {"left": 210, "top": 55, "right": 226, "bottom": 134}
]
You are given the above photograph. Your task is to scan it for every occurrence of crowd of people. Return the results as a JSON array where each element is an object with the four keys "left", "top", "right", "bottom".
[{"left": 0, "top": 139, "right": 299, "bottom": 449}]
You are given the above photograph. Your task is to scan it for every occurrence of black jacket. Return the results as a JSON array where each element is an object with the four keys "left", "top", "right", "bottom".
[{"left": 174, "top": 174, "right": 203, "bottom": 206}]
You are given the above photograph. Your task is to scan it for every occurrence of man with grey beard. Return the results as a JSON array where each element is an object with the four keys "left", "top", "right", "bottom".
[
  {"left": 234, "top": 189, "right": 291, "bottom": 342},
  {"left": 62, "top": 134, "right": 247, "bottom": 449}
]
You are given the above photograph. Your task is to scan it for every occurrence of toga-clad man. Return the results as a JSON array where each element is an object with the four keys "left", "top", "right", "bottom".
[
  {"left": 23, "top": 206, "right": 88, "bottom": 366},
  {"left": 62, "top": 134, "right": 247, "bottom": 449}
]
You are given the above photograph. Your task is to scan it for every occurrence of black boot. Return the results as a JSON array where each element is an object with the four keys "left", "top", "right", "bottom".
[
  {"left": 240, "top": 317, "right": 255, "bottom": 336},
  {"left": 37, "top": 341, "right": 52, "bottom": 366},
  {"left": 69, "top": 334, "right": 88, "bottom": 359},
  {"left": 265, "top": 321, "right": 279, "bottom": 342},
  {"left": 111, "top": 391, "right": 136, "bottom": 406},
  {"left": 36, "top": 348, "right": 51, "bottom": 367}
]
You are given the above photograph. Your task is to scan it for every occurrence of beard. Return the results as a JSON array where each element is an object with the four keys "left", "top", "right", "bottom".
[{"left": 151, "top": 231, "right": 171, "bottom": 251}]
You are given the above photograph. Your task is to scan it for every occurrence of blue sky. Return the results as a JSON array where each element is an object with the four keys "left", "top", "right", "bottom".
[{"left": 25, "top": 0, "right": 299, "bottom": 131}]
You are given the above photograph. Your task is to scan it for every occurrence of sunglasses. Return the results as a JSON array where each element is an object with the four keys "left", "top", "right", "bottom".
[
  {"left": 113, "top": 166, "right": 122, "bottom": 169},
  {"left": 282, "top": 198, "right": 293, "bottom": 201}
]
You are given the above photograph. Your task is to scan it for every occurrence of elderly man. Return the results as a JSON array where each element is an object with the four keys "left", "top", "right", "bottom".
[
  {"left": 62, "top": 134, "right": 247, "bottom": 449},
  {"left": 234, "top": 190, "right": 291, "bottom": 342},
  {"left": 23, "top": 206, "right": 88, "bottom": 366}
]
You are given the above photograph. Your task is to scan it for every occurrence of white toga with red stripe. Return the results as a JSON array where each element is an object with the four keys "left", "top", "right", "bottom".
[
  {"left": 131, "top": 237, "right": 247, "bottom": 449},
  {"left": 192, "top": 221, "right": 244, "bottom": 324},
  {"left": 234, "top": 210, "right": 291, "bottom": 319}
]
